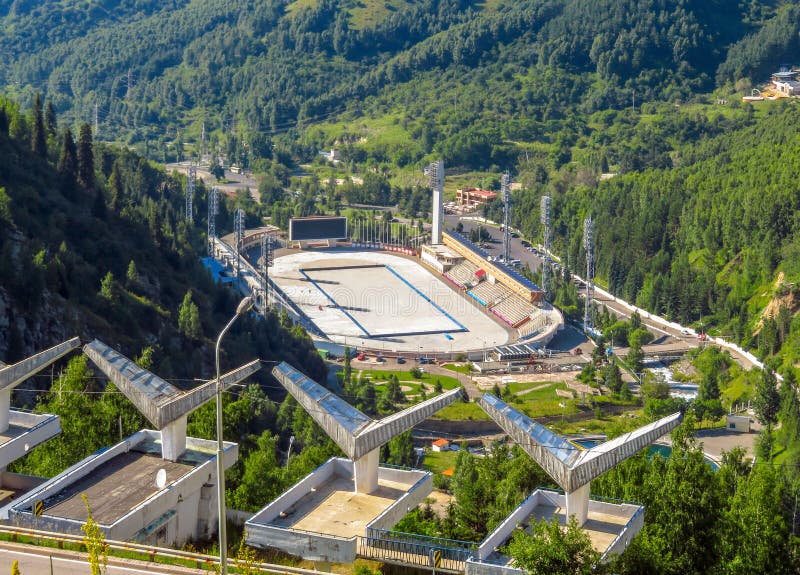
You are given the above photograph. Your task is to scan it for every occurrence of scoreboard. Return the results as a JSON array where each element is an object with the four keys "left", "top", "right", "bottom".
[{"left": 288, "top": 216, "right": 347, "bottom": 241}]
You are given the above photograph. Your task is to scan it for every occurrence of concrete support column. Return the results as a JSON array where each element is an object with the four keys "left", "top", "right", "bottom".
[
  {"left": 0, "top": 388, "right": 11, "bottom": 434},
  {"left": 353, "top": 448, "right": 379, "bottom": 494},
  {"left": 432, "top": 191, "right": 442, "bottom": 244},
  {"left": 161, "top": 415, "right": 188, "bottom": 461},
  {"left": 565, "top": 482, "right": 590, "bottom": 526}
]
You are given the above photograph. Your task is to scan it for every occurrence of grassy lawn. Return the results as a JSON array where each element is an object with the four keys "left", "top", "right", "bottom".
[
  {"left": 506, "top": 381, "right": 570, "bottom": 399},
  {"left": 442, "top": 363, "right": 472, "bottom": 374},
  {"left": 432, "top": 400, "right": 491, "bottom": 421},
  {"left": 350, "top": 369, "right": 462, "bottom": 390},
  {"left": 550, "top": 411, "right": 646, "bottom": 435},
  {"left": 422, "top": 450, "right": 460, "bottom": 473}
]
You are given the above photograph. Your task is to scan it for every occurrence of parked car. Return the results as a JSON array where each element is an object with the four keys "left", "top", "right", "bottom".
[{"left": 357, "top": 352, "right": 366, "bottom": 360}]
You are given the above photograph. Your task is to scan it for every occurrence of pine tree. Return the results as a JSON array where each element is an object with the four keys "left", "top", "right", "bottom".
[
  {"left": 754, "top": 368, "right": 780, "bottom": 428},
  {"left": 98, "top": 271, "right": 118, "bottom": 303},
  {"left": 126, "top": 260, "right": 139, "bottom": 286},
  {"left": 77, "top": 123, "right": 94, "bottom": 190},
  {"left": 58, "top": 128, "right": 78, "bottom": 196},
  {"left": 31, "top": 93, "right": 46, "bottom": 158},
  {"left": 343, "top": 346, "right": 352, "bottom": 385},
  {"left": 178, "top": 290, "right": 201, "bottom": 340},
  {"left": 108, "top": 160, "right": 124, "bottom": 212},
  {"left": 45, "top": 101, "right": 57, "bottom": 137}
]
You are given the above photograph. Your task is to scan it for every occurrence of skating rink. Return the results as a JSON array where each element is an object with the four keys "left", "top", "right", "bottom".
[{"left": 270, "top": 250, "right": 509, "bottom": 353}]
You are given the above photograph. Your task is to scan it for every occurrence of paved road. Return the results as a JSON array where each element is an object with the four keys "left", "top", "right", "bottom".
[
  {"left": 0, "top": 542, "right": 206, "bottom": 575},
  {"left": 444, "top": 214, "right": 544, "bottom": 274},
  {"left": 444, "top": 214, "right": 763, "bottom": 371}
]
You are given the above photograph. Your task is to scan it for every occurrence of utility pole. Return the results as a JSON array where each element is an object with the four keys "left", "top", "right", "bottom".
[
  {"left": 540, "top": 195, "right": 552, "bottom": 296},
  {"left": 502, "top": 171, "right": 511, "bottom": 263},
  {"left": 583, "top": 216, "right": 595, "bottom": 332}
]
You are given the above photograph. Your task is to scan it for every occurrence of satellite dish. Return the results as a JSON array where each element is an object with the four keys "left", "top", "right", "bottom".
[
  {"left": 23, "top": 443, "right": 29, "bottom": 452},
  {"left": 155, "top": 468, "right": 167, "bottom": 489}
]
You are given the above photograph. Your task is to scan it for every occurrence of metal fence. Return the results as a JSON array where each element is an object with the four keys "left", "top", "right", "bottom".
[{"left": 360, "top": 528, "right": 475, "bottom": 572}]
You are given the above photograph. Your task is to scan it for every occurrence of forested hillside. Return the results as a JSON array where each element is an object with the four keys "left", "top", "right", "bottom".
[
  {"left": 0, "top": 0, "right": 793, "bottom": 161},
  {"left": 0, "top": 93, "right": 342, "bottom": 530},
  {"left": 0, "top": 94, "right": 324, "bottom": 384}
]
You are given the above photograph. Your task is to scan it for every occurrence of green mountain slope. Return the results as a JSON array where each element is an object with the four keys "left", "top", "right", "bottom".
[
  {"left": 0, "top": 0, "right": 788, "bottom": 150},
  {"left": 0, "top": 95, "right": 325, "bottom": 387}
]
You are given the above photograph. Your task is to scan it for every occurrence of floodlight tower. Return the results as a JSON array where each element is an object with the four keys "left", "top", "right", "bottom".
[
  {"left": 502, "top": 171, "right": 511, "bottom": 263},
  {"left": 207, "top": 186, "right": 218, "bottom": 256},
  {"left": 234, "top": 208, "right": 245, "bottom": 278},
  {"left": 186, "top": 163, "right": 196, "bottom": 223},
  {"left": 260, "top": 231, "right": 274, "bottom": 317},
  {"left": 583, "top": 216, "right": 595, "bottom": 332},
  {"left": 541, "top": 195, "right": 552, "bottom": 296},
  {"left": 427, "top": 160, "right": 444, "bottom": 244}
]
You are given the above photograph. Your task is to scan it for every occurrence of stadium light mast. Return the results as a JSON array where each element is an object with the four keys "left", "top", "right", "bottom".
[
  {"left": 207, "top": 186, "right": 218, "bottom": 256},
  {"left": 583, "top": 216, "right": 595, "bottom": 332},
  {"left": 540, "top": 195, "right": 552, "bottom": 296},
  {"left": 260, "top": 231, "right": 274, "bottom": 317},
  {"left": 427, "top": 160, "right": 444, "bottom": 244},
  {"left": 502, "top": 171, "right": 511, "bottom": 263},
  {"left": 234, "top": 208, "right": 245, "bottom": 278}
]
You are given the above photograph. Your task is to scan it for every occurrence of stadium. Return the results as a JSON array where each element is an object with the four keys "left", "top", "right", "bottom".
[
  {"left": 209, "top": 163, "right": 563, "bottom": 359},
  {"left": 263, "top": 214, "right": 563, "bottom": 358}
]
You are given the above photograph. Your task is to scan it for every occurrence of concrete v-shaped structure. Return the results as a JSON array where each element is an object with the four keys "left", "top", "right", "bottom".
[
  {"left": 84, "top": 339, "right": 261, "bottom": 461},
  {"left": 0, "top": 337, "right": 81, "bottom": 433},
  {"left": 273, "top": 361, "right": 464, "bottom": 493},
  {"left": 479, "top": 393, "right": 682, "bottom": 525}
]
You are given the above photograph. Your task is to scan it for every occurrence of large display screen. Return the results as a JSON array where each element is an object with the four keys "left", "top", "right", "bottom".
[{"left": 289, "top": 216, "right": 347, "bottom": 241}]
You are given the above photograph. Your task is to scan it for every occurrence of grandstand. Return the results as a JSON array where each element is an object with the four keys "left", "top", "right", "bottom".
[
  {"left": 443, "top": 260, "right": 479, "bottom": 287},
  {"left": 467, "top": 281, "right": 511, "bottom": 307},
  {"left": 490, "top": 293, "right": 536, "bottom": 327},
  {"left": 517, "top": 309, "right": 553, "bottom": 338}
]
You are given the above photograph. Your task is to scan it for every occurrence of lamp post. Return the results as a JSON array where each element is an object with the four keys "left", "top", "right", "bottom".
[{"left": 216, "top": 295, "right": 254, "bottom": 575}]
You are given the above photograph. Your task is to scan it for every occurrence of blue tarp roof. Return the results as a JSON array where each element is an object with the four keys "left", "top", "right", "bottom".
[{"left": 201, "top": 257, "right": 236, "bottom": 284}]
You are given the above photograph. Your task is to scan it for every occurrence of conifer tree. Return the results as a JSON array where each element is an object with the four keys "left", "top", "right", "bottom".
[
  {"left": 178, "top": 290, "right": 201, "bottom": 340},
  {"left": 77, "top": 123, "right": 94, "bottom": 190},
  {"left": 31, "top": 93, "right": 46, "bottom": 158},
  {"left": 45, "top": 101, "right": 57, "bottom": 137},
  {"left": 58, "top": 127, "right": 78, "bottom": 195}
]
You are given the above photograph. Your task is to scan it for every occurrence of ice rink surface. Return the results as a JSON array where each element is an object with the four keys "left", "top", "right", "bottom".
[{"left": 271, "top": 250, "right": 509, "bottom": 353}]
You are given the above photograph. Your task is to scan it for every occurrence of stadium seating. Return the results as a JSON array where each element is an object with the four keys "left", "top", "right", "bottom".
[
  {"left": 517, "top": 310, "right": 551, "bottom": 338},
  {"left": 443, "top": 260, "right": 479, "bottom": 287},
  {"left": 490, "top": 294, "right": 536, "bottom": 327},
  {"left": 467, "top": 281, "right": 511, "bottom": 307}
]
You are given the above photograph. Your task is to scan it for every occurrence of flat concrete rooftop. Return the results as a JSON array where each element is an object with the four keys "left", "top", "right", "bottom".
[
  {"left": 267, "top": 475, "right": 416, "bottom": 538},
  {"left": 530, "top": 502, "right": 635, "bottom": 552},
  {"left": 41, "top": 451, "right": 195, "bottom": 525},
  {"left": 476, "top": 490, "right": 642, "bottom": 569},
  {"left": 0, "top": 423, "right": 38, "bottom": 449},
  {"left": 0, "top": 485, "right": 27, "bottom": 508}
]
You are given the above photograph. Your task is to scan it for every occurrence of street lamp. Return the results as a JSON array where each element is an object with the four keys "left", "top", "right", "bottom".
[{"left": 216, "top": 295, "right": 254, "bottom": 575}]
